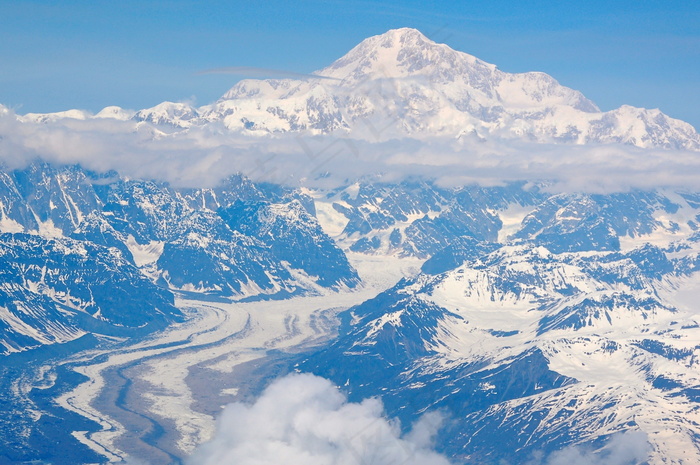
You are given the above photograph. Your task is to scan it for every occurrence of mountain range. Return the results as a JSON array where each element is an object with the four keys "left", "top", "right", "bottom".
[
  {"left": 16, "top": 28, "right": 700, "bottom": 150},
  {"left": 2, "top": 27, "right": 700, "bottom": 465}
]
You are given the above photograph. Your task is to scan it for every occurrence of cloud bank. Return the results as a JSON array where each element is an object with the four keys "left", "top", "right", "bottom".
[
  {"left": 187, "top": 372, "right": 651, "bottom": 465},
  {"left": 187, "top": 373, "right": 451, "bottom": 465},
  {"left": 2, "top": 106, "right": 700, "bottom": 193},
  {"left": 532, "top": 431, "right": 651, "bottom": 465}
]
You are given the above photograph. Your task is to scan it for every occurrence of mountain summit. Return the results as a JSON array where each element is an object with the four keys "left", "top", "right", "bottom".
[
  {"left": 319, "top": 27, "right": 598, "bottom": 112},
  {"left": 23, "top": 28, "right": 700, "bottom": 150}
]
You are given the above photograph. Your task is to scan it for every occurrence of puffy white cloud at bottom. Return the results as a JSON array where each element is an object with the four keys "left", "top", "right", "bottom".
[
  {"left": 187, "top": 373, "right": 451, "bottom": 465},
  {"left": 529, "top": 431, "right": 651, "bottom": 465}
]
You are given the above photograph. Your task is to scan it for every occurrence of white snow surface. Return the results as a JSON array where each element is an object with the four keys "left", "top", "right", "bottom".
[
  {"left": 94, "top": 106, "right": 136, "bottom": 121},
  {"left": 125, "top": 235, "right": 164, "bottom": 267},
  {"left": 198, "top": 29, "right": 699, "bottom": 150}
]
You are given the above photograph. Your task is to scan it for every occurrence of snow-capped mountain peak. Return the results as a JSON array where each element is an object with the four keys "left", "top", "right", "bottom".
[
  {"left": 12, "top": 28, "right": 700, "bottom": 150},
  {"left": 319, "top": 27, "right": 598, "bottom": 113},
  {"left": 200, "top": 28, "right": 699, "bottom": 148},
  {"left": 133, "top": 101, "right": 201, "bottom": 128},
  {"left": 95, "top": 106, "right": 136, "bottom": 121},
  {"left": 320, "top": 27, "right": 474, "bottom": 82}
]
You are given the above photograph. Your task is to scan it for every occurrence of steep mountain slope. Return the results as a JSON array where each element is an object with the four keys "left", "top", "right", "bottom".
[
  {"left": 0, "top": 233, "right": 181, "bottom": 355},
  {"left": 300, "top": 239, "right": 700, "bottom": 464},
  {"left": 295, "top": 186, "right": 700, "bottom": 464},
  {"left": 5, "top": 159, "right": 700, "bottom": 464},
  {"left": 311, "top": 182, "right": 691, "bottom": 260},
  {"left": 207, "top": 27, "right": 601, "bottom": 138},
  {"left": 0, "top": 163, "right": 360, "bottom": 355},
  {"left": 220, "top": 199, "right": 358, "bottom": 289}
]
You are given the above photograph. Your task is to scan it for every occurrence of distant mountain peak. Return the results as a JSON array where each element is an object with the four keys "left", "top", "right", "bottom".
[
  {"left": 95, "top": 106, "right": 135, "bottom": 121},
  {"left": 319, "top": 27, "right": 492, "bottom": 84},
  {"left": 11, "top": 28, "right": 700, "bottom": 150}
]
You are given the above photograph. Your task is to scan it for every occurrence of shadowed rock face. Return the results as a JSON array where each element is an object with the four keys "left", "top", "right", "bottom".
[
  {"left": 0, "top": 232, "right": 181, "bottom": 354},
  {"left": 219, "top": 199, "right": 359, "bottom": 289}
]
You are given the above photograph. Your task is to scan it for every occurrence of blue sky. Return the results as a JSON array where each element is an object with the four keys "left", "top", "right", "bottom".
[{"left": 1, "top": 0, "right": 698, "bottom": 128}]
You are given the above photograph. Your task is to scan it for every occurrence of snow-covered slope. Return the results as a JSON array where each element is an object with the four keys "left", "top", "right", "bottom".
[
  {"left": 19, "top": 109, "right": 92, "bottom": 124},
  {"left": 6, "top": 160, "right": 700, "bottom": 463},
  {"left": 310, "top": 181, "right": 693, "bottom": 260},
  {"left": 199, "top": 28, "right": 699, "bottom": 149},
  {"left": 94, "top": 106, "right": 135, "bottom": 120},
  {"left": 301, "top": 240, "right": 700, "bottom": 464},
  {"left": 133, "top": 101, "right": 202, "bottom": 128},
  {"left": 293, "top": 183, "right": 700, "bottom": 465},
  {"left": 0, "top": 232, "right": 181, "bottom": 355}
]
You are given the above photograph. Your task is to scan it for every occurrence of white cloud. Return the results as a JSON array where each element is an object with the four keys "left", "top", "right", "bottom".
[
  {"left": 186, "top": 373, "right": 451, "bottom": 465},
  {"left": 185, "top": 372, "right": 651, "bottom": 465},
  {"left": 2, "top": 106, "right": 700, "bottom": 193},
  {"left": 531, "top": 431, "right": 651, "bottom": 465}
]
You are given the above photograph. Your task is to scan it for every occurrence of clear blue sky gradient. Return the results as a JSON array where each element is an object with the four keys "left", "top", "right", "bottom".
[{"left": 1, "top": 0, "right": 698, "bottom": 129}]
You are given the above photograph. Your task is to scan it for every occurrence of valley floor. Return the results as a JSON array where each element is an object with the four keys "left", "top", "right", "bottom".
[{"left": 50, "top": 254, "right": 422, "bottom": 464}]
